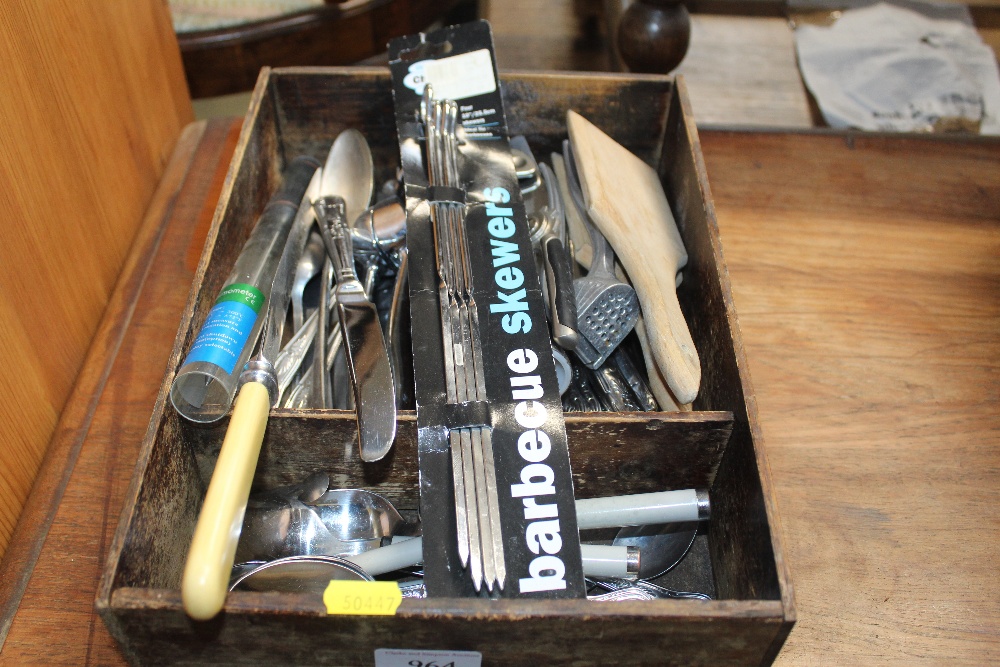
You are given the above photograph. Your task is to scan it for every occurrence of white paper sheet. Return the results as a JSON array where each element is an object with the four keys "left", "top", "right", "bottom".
[{"left": 794, "top": 1, "right": 1000, "bottom": 134}]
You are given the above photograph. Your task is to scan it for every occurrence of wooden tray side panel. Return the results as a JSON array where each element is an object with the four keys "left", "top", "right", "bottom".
[
  {"left": 111, "top": 411, "right": 202, "bottom": 590},
  {"left": 660, "top": 79, "right": 781, "bottom": 602},
  {"left": 108, "top": 593, "right": 784, "bottom": 667},
  {"left": 269, "top": 68, "right": 402, "bottom": 183},
  {"left": 565, "top": 413, "right": 732, "bottom": 497},
  {"left": 499, "top": 71, "right": 672, "bottom": 165},
  {"left": 101, "top": 73, "right": 285, "bottom": 599},
  {"left": 179, "top": 412, "right": 734, "bottom": 514}
]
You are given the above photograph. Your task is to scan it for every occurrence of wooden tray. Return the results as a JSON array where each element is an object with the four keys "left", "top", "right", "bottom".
[{"left": 96, "top": 67, "right": 794, "bottom": 666}]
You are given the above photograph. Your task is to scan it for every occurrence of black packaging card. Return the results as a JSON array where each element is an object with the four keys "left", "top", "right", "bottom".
[{"left": 389, "top": 20, "right": 585, "bottom": 599}]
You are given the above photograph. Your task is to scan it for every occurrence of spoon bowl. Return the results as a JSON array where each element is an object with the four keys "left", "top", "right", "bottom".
[
  {"left": 236, "top": 479, "right": 417, "bottom": 563},
  {"left": 352, "top": 198, "right": 407, "bottom": 252},
  {"left": 320, "top": 129, "right": 374, "bottom": 229},
  {"left": 309, "top": 488, "right": 415, "bottom": 549},
  {"left": 612, "top": 521, "right": 699, "bottom": 580},
  {"left": 230, "top": 555, "right": 372, "bottom": 594}
]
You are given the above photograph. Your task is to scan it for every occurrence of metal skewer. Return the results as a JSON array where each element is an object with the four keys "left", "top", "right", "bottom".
[{"left": 423, "top": 89, "right": 506, "bottom": 593}]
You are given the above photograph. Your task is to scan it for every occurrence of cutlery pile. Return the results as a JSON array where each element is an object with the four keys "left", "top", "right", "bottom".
[
  {"left": 515, "top": 138, "right": 673, "bottom": 413},
  {"left": 178, "top": 133, "right": 401, "bottom": 619},
  {"left": 174, "top": 91, "right": 703, "bottom": 616}
]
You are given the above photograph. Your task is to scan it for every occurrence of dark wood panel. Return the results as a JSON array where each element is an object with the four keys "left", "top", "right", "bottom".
[
  {"left": 178, "top": 0, "right": 474, "bottom": 98},
  {"left": 108, "top": 588, "right": 785, "bottom": 667}
]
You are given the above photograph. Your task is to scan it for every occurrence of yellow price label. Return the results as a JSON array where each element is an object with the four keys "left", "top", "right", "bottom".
[{"left": 323, "top": 581, "right": 403, "bottom": 616}]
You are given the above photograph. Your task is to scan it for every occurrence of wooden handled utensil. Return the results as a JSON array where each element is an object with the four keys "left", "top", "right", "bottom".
[{"left": 566, "top": 110, "right": 700, "bottom": 404}]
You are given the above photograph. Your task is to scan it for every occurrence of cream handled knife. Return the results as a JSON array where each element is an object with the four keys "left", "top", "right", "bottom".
[{"left": 181, "top": 168, "right": 322, "bottom": 621}]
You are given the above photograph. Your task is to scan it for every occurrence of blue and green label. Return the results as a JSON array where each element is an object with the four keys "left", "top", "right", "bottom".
[{"left": 182, "top": 283, "right": 265, "bottom": 374}]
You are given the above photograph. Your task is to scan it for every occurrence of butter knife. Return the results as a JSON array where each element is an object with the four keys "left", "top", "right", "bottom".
[{"left": 315, "top": 196, "right": 397, "bottom": 462}]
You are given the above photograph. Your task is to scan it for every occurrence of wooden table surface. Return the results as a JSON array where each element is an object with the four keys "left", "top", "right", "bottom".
[
  {"left": 0, "top": 118, "right": 997, "bottom": 665},
  {"left": 705, "top": 129, "right": 1000, "bottom": 664}
]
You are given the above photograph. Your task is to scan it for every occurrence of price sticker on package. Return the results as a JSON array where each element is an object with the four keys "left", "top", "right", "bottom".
[
  {"left": 323, "top": 581, "right": 402, "bottom": 616},
  {"left": 375, "top": 648, "right": 482, "bottom": 667},
  {"left": 422, "top": 48, "right": 496, "bottom": 100}
]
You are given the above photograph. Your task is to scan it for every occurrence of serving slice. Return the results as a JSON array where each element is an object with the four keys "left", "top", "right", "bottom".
[{"left": 567, "top": 109, "right": 700, "bottom": 404}]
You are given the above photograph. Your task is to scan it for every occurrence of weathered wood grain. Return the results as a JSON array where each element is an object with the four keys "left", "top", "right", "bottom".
[
  {"left": 0, "top": 118, "right": 241, "bottom": 665},
  {"left": 675, "top": 16, "right": 813, "bottom": 128},
  {"left": 0, "top": 0, "right": 193, "bottom": 557},
  {"left": 701, "top": 129, "right": 1000, "bottom": 665}
]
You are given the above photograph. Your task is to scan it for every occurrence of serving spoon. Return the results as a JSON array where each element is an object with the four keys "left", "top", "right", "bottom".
[{"left": 236, "top": 475, "right": 416, "bottom": 563}]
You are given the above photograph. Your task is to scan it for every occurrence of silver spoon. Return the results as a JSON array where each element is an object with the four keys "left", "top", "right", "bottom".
[
  {"left": 552, "top": 344, "right": 572, "bottom": 395},
  {"left": 587, "top": 577, "right": 712, "bottom": 601},
  {"left": 387, "top": 247, "right": 409, "bottom": 407},
  {"left": 273, "top": 308, "right": 319, "bottom": 401},
  {"left": 230, "top": 555, "right": 372, "bottom": 593},
  {"left": 350, "top": 198, "right": 406, "bottom": 299},
  {"left": 352, "top": 198, "right": 406, "bottom": 254},
  {"left": 234, "top": 472, "right": 330, "bottom": 563},
  {"left": 320, "top": 129, "right": 373, "bottom": 231},
  {"left": 279, "top": 323, "right": 341, "bottom": 409},
  {"left": 307, "top": 488, "right": 418, "bottom": 555},
  {"left": 311, "top": 258, "right": 333, "bottom": 408},
  {"left": 236, "top": 481, "right": 416, "bottom": 563},
  {"left": 313, "top": 134, "right": 378, "bottom": 414},
  {"left": 610, "top": 488, "right": 710, "bottom": 580}
]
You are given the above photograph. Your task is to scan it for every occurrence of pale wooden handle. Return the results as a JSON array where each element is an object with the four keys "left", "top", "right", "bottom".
[
  {"left": 182, "top": 381, "right": 270, "bottom": 620},
  {"left": 634, "top": 313, "right": 690, "bottom": 411},
  {"left": 623, "top": 254, "right": 701, "bottom": 405}
]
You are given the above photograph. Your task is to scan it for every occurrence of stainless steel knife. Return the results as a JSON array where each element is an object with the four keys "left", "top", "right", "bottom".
[{"left": 316, "top": 196, "right": 397, "bottom": 462}]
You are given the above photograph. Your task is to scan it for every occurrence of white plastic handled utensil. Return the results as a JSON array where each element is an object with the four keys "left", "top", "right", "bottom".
[
  {"left": 354, "top": 538, "right": 640, "bottom": 581},
  {"left": 345, "top": 488, "right": 708, "bottom": 580},
  {"left": 575, "top": 488, "right": 709, "bottom": 530}
]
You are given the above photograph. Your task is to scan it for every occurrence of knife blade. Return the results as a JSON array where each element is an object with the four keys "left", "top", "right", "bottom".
[
  {"left": 182, "top": 166, "right": 322, "bottom": 621},
  {"left": 316, "top": 196, "right": 397, "bottom": 462}
]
